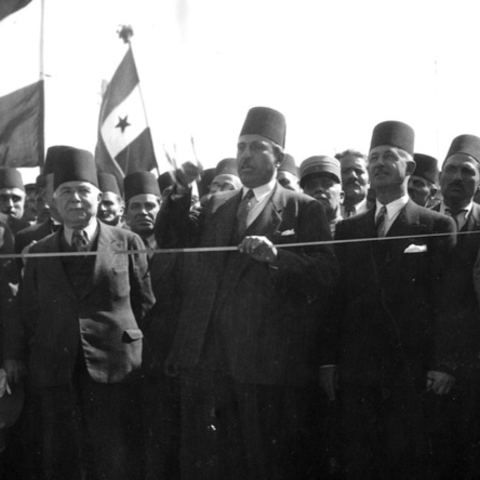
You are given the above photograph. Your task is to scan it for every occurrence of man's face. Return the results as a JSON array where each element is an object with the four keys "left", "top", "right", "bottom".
[
  {"left": 340, "top": 154, "right": 369, "bottom": 202},
  {"left": 98, "top": 191, "right": 124, "bottom": 226},
  {"left": 125, "top": 193, "right": 160, "bottom": 237},
  {"left": 440, "top": 154, "right": 480, "bottom": 207},
  {"left": 303, "top": 174, "right": 344, "bottom": 221},
  {"left": 277, "top": 170, "right": 300, "bottom": 192},
  {"left": 23, "top": 188, "right": 38, "bottom": 223},
  {"left": 35, "top": 173, "right": 59, "bottom": 223},
  {"left": 237, "top": 134, "right": 278, "bottom": 188},
  {"left": 0, "top": 188, "right": 26, "bottom": 219},
  {"left": 368, "top": 146, "right": 414, "bottom": 191},
  {"left": 209, "top": 178, "right": 236, "bottom": 193},
  {"left": 408, "top": 175, "right": 436, "bottom": 207},
  {"left": 53, "top": 181, "right": 101, "bottom": 228}
]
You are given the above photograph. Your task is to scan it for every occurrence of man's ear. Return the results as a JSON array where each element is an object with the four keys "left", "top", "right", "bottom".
[
  {"left": 430, "top": 185, "right": 438, "bottom": 199},
  {"left": 406, "top": 160, "right": 416, "bottom": 177}
]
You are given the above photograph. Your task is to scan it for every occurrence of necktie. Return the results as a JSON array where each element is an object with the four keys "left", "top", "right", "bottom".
[
  {"left": 237, "top": 189, "right": 255, "bottom": 238},
  {"left": 445, "top": 208, "right": 467, "bottom": 230},
  {"left": 375, "top": 205, "right": 387, "bottom": 237},
  {"left": 71, "top": 229, "right": 89, "bottom": 252}
]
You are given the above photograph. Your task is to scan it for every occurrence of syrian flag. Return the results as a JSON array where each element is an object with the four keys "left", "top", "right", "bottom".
[
  {"left": 95, "top": 42, "right": 158, "bottom": 186},
  {"left": 0, "top": 0, "right": 44, "bottom": 168}
]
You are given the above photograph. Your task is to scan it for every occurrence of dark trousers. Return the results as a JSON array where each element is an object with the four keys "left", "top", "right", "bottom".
[
  {"left": 143, "top": 374, "right": 181, "bottom": 480},
  {"left": 424, "top": 370, "right": 480, "bottom": 480},
  {"left": 339, "top": 383, "right": 428, "bottom": 480},
  {"left": 38, "top": 367, "right": 143, "bottom": 480},
  {"left": 180, "top": 370, "right": 324, "bottom": 480}
]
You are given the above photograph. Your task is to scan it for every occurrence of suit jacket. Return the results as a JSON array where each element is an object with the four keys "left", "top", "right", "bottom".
[
  {"left": 156, "top": 183, "right": 339, "bottom": 386},
  {"left": 330, "top": 200, "right": 455, "bottom": 389},
  {"left": 142, "top": 252, "right": 182, "bottom": 373},
  {"left": 6, "top": 221, "right": 155, "bottom": 387},
  {"left": 435, "top": 202, "right": 480, "bottom": 374},
  {"left": 15, "top": 219, "right": 58, "bottom": 253}
]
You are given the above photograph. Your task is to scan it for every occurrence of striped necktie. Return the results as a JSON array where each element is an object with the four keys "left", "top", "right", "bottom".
[
  {"left": 72, "top": 229, "right": 89, "bottom": 252},
  {"left": 375, "top": 205, "right": 387, "bottom": 237}
]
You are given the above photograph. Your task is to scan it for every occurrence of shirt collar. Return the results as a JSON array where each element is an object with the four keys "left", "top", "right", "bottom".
[
  {"left": 241, "top": 177, "right": 277, "bottom": 202},
  {"left": 63, "top": 219, "right": 98, "bottom": 246},
  {"left": 440, "top": 201, "right": 474, "bottom": 217},
  {"left": 376, "top": 194, "right": 410, "bottom": 220}
]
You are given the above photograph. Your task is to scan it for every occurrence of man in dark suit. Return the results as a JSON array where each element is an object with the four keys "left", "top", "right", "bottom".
[
  {"left": 156, "top": 106, "right": 339, "bottom": 479},
  {"left": 4, "top": 147, "right": 154, "bottom": 480},
  {"left": 427, "top": 134, "right": 480, "bottom": 478},
  {"left": 123, "top": 171, "right": 182, "bottom": 479},
  {"left": 321, "top": 121, "right": 456, "bottom": 479},
  {"left": 15, "top": 146, "right": 67, "bottom": 258}
]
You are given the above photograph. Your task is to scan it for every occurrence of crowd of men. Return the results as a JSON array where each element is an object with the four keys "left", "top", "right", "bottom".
[{"left": 0, "top": 107, "right": 479, "bottom": 479}]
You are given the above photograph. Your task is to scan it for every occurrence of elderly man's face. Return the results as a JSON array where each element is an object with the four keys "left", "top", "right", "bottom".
[
  {"left": 237, "top": 134, "right": 278, "bottom": 189},
  {"left": 0, "top": 188, "right": 25, "bottom": 219},
  {"left": 440, "top": 154, "right": 480, "bottom": 207},
  {"left": 53, "top": 181, "right": 101, "bottom": 229},
  {"left": 368, "top": 146, "right": 414, "bottom": 191},
  {"left": 125, "top": 193, "right": 160, "bottom": 237},
  {"left": 303, "top": 175, "right": 344, "bottom": 221}
]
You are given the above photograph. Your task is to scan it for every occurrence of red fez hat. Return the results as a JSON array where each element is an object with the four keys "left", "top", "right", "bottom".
[
  {"left": 278, "top": 153, "right": 297, "bottom": 176},
  {"left": 413, "top": 154, "right": 439, "bottom": 184},
  {"left": 124, "top": 171, "right": 160, "bottom": 204},
  {"left": 157, "top": 171, "right": 175, "bottom": 194},
  {"left": 98, "top": 173, "right": 121, "bottom": 196},
  {"left": 53, "top": 147, "right": 98, "bottom": 190},
  {"left": 239, "top": 107, "right": 286, "bottom": 148},
  {"left": 43, "top": 145, "right": 72, "bottom": 175},
  {"left": 215, "top": 158, "right": 238, "bottom": 176},
  {"left": 197, "top": 168, "right": 215, "bottom": 198},
  {"left": 370, "top": 121, "right": 415, "bottom": 157},
  {"left": 446, "top": 134, "right": 480, "bottom": 163},
  {"left": 299, "top": 156, "right": 341, "bottom": 188},
  {"left": 0, "top": 168, "right": 24, "bottom": 191}
]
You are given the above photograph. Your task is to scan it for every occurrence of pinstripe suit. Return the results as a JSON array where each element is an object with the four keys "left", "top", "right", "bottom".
[{"left": 156, "top": 182, "right": 339, "bottom": 479}]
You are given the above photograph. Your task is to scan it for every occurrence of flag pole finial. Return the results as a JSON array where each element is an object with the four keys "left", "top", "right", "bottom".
[{"left": 118, "top": 25, "right": 134, "bottom": 44}]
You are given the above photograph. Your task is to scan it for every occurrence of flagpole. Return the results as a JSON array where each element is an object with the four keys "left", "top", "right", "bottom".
[
  {"left": 40, "top": 0, "right": 44, "bottom": 80},
  {"left": 118, "top": 25, "right": 160, "bottom": 177}
]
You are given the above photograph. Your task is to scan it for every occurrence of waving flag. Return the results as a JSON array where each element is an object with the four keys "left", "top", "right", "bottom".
[
  {"left": 95, "top": 28, "right": 158, "bottom": 187},
  {"left": 0, "top": 0, "right": 44, "bottom": 168}
]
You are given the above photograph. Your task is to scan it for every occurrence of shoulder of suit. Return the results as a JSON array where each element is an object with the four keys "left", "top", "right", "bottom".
[
  {"left": 100, "top": 222, "right": 141, "bottom": 243},
  {"left": 16, "top": 220, "right": 46, "bottom": 240},
  {"left": 209, "top": 189, "right": 241, "bottom": 213}
]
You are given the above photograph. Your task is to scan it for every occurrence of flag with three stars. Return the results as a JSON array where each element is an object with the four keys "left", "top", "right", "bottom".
[
  {"left": 95, "top": 45, "right": 157, "bottom": 187},
  {"left": 0, "top": 0, "right": 44, "bottom": 168}
]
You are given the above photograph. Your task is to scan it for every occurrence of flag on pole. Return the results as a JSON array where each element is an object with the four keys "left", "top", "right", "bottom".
[
  {"left": 0, "top": 0, "right": 44, "bottom": 168},
  {"left": 95, "top": 27, "right": 158, "bottom": 187}
]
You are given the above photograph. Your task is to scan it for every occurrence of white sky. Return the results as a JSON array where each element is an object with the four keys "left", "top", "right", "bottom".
[{"left": 5, "top": 0, "right": 480, "bottom": 182}]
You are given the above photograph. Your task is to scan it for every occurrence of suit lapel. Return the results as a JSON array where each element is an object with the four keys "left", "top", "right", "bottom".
[
  {"left": 212, "top": 190, "right": 243, "bottom": 247},
  {"left": 81, "top": 223, "right": 118, "bottom": 300},
  {"left": 245, "top": 184, "right": 284, "bottom": 239}
]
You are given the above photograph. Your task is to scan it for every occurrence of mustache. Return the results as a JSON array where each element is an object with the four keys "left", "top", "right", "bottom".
[{"left": 447, "top": 180, "right": 465, "bottom": 188}]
